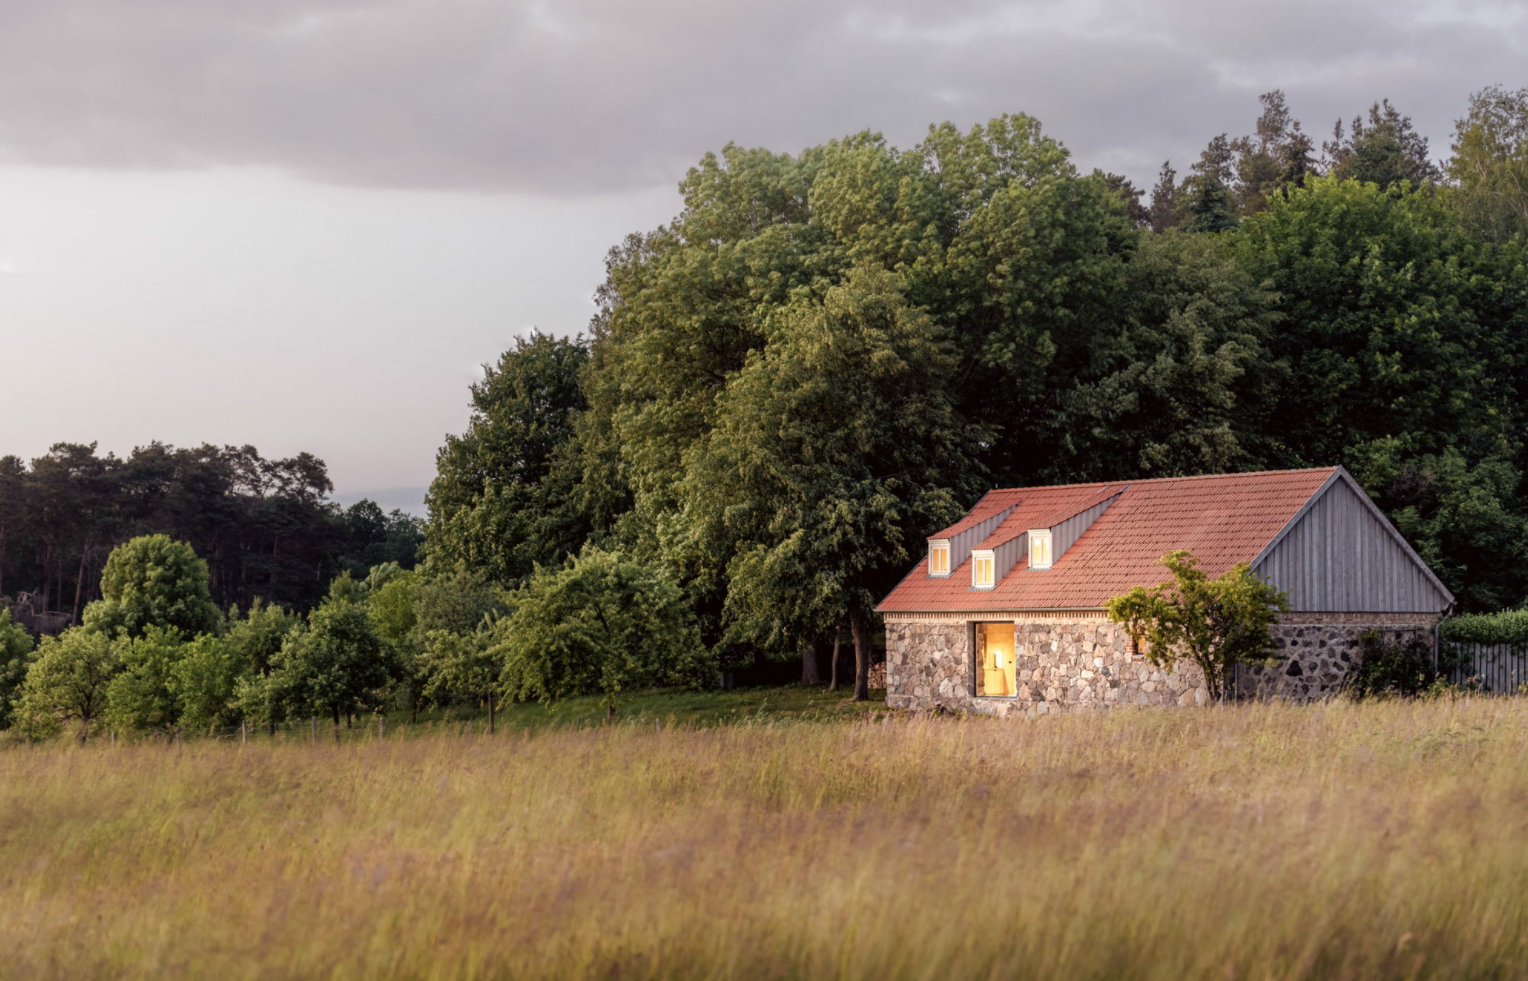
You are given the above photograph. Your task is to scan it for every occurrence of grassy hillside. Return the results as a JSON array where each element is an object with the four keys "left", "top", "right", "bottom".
[{"left": 4, "top": 697, "right": 1527, "bottom": 980}]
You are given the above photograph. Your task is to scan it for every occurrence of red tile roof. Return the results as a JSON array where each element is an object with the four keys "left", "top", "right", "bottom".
[
  {"left": 878, "top": 468, "right": 1336, "bottom": 612},
  {"left": 928, "top": 489, "right": 1024, "bottom": 539},
  {"left": 972, "top": 482, "right": 1128, "bottom": 549}
]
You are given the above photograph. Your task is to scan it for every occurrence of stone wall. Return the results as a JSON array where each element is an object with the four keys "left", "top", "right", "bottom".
[
  {"left": 1237, "top": 618, "right": 1437, "bottom": 700},
  {"left": 885, "top": 613, "right": 1438, "bottom": 715}
]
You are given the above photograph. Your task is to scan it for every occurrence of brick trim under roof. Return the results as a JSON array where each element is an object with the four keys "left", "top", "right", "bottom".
[{"left": 878, "top": 468, "right": 1339, "bottom": 613}]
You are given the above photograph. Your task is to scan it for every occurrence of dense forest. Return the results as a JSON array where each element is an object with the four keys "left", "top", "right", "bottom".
[
  {"left": 4, "top": 85, "right": 1528, "bottom": 735},
  {"left": 429, "top": 86, "right": 1528, "bottom": 647},
  {"left": 0, "top": 443, "right": 422, "bottom": 623}
]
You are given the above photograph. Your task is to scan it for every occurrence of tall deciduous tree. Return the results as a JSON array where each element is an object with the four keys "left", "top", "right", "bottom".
[
  {"left": 83, "top": 535, "right": 222, "bottom": 640},
  {"left": 267, "top": 577, "right": 394, "bottom": 734},
  {"left": 425, "top": 332, "right": 591, "bottom": 586},
  {"left": 106, "top": 626, "right": 189, "bottom": 736},
  {"left": 1233, "top": 176, "right": 1528, "bottom": 608},
  {"left": 15, "top": 627, "right": 119, "bottom": 741},
  {"left": 676, "top": 264, "right": 980, "bottom": 699},
  {"left": 1449, "top": 85, "right": 1528, "bottom": 244}
]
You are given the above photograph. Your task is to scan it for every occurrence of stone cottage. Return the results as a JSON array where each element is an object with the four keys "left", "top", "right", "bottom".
[{"left": 876, "top": 467, "right": 1454, "bottom": 716}]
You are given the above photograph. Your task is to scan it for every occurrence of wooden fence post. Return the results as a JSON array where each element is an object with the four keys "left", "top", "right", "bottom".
[{"left": 241, "top": 719, "right": 247, "bottom": 745}]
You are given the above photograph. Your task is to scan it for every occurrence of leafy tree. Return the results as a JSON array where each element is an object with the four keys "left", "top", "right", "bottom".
[
  {"left": 83, "top": 535, "right": 222, "bottom": 639},
  {"left": 1449, "top": 85, "right": 1528, "bottom": 244},
  {"left": 495, "top": 548, "right": 711, "bottom": 717},
  {"left": 0, "top": 607, "right": 35, "bottom": 729},
  {"left": 225, "top": 599, "right": 299, "bottom": 733},
  {"left": 1106, "top": 551, "right": 1289, "bottom": 701},
  {"left": 339, "top": 500, "right": 424, "bottom": 578},
  {"left": 1096, "top": 170, "right": 1151, "bottom": 227},
  {"left": 171, "top": 634, "right": 245, "bottom": 732},
  {"left": 106, "top": 627, "right": 195, "bottom": 735},
  {"left": 1324, "top": 99, "right": 1441, "bottom": 188},
  {"left": 1347, "top": 440, "right": 1528, "bottom": 613},
  {"left": 267, "top": 580, "right": 394, "bottom": 734},
  {"left": 425, "top": 332, "right": 591, "bottom": 586},
  {"left": 224, "top": 599, "right": 299, "bottom": 678},
  {"left": 419, "top": 627, "right": 503, "bottom": 731},
  {"left": 1233, "top": 176, "right": 1521, "bottom": 467},
  {"left": 15, "top": 627, "right": 120, "bottom": 741},
  {"left": 674, "top": 264, "right": 980, "bottom": 698},
  {"left": 1050, "top": 230, "right": 1278, "bottom": 479}
]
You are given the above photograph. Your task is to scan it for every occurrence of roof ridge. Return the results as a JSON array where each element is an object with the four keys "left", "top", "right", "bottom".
[{"left": 985, "top": 467, "right": 1335, "bottom": 495}]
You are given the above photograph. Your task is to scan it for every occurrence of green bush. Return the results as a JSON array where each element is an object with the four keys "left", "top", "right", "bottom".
[{"left": 1343, "top": 630, "right": 1438, "bottom": 699}]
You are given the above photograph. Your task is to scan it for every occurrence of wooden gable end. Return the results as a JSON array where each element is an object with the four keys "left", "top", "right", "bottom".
[{"left": 1252, "top": 469, "right": 1453, "bottom": 613}]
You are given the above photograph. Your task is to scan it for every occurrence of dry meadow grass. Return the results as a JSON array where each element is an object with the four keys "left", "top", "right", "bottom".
[{"left": 3, "top": 697, "right": 1527, "bottom": 980}]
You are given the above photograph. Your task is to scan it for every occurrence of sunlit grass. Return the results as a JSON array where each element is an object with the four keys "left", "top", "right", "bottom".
[{"left": 4, "top": 697, "right": 1527, "bottom": 979}]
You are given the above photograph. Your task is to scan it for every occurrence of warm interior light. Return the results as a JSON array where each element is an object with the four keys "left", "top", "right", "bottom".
[{"left": 976, "top": 622, "right": 1017, "bottom": 697}]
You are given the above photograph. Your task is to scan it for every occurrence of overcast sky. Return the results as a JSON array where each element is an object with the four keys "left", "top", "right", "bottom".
[{"left": 1, "top": 0, "right": 1523, "bottom": 508}]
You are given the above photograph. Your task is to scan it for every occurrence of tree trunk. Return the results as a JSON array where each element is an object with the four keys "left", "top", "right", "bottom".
[
  {"left": 488, "top": 690, "right": 496, "bottom": 735},
  {"left": 851, "top": 618, "right": 872, "bottom": 702},
  {"left": 800, "top": 640, "right": 821, "bottom": 685},
  {"left": 829, "top": 631, "right": 843, "bottom": 692},
  {"left": 332, "top": 705, "right": 341, "bottom": 744},
  {"left": 72, "top": 541, "right": 90, "bottom": 626},
  {"left": 80, "top": 713, "right": 90, "bottom": 744}
]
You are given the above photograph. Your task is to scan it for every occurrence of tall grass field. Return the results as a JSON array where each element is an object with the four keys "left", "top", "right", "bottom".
[{"left": 4, "top": 697, "right": 1527, "bottom": 980}]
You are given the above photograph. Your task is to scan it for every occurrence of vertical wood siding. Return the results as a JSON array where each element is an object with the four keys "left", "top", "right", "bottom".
[
  {"left": 1254, "top": 479, "right": 1449, "bottom": 612},
  {"left": 1052, "top": 493, "right": 1122, "bottom": 565}
]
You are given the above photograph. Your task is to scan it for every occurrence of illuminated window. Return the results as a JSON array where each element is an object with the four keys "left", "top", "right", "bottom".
[
  {"left": 976, "top": 622, "right": 1017, "bottom": 697},
  {"left": 1029, "top": 529, "right": 1053, "bottom": 570},
  {"left": 972, "top": 551, "right": 995, "bottom": 588},
  {"left": 928, "top": 541, "right": 951, "bottom": 576}
]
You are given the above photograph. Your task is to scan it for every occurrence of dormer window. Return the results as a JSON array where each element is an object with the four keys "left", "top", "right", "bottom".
[
  {"left": 1029, "top": 529, "right": 1053, "bottom": 570},
  {"left": 972, "top": 550, "right": 995, "bottom": 589},
  {"left": 928, "top": 541, "right": 951, "bottom": 576}
]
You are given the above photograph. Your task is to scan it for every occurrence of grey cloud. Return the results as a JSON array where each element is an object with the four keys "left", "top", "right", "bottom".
[{"left": 0, "top": 0, "right": 1521, "bottom": 194}]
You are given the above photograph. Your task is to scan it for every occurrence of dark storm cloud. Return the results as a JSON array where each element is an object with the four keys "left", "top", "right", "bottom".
[{"left": 0, "top": 0, "right": 1521, "bottom": 193}]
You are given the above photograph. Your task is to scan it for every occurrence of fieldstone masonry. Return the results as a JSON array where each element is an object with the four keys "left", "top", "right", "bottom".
[{"left": 885, "top": 613, "right": 1438, "bottom": 715}]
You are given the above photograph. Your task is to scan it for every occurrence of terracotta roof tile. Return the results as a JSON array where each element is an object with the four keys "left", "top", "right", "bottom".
[
  {"left": 970, "top": 482, "right": 1127, "bottom": 550},
  {"left": 879, "top": 468, "right": 1336, "bottom": 612}
]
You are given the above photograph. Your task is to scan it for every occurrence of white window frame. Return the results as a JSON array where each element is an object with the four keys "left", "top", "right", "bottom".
[
  {"left": 971, "top": 549, "right": 995, "bottom": 589},
  {"left": 1029, "top": 529, "right": 1053, "bottom": 570},
  {"left": 928, "top": 540, "right": 951, "bottom": 577}
]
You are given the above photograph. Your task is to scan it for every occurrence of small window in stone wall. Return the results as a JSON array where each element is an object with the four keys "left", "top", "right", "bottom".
[
  {"left": 975, "top": 622, "right": 1017, "bottom": 696},
  {"left": 1129, "top": 632, "right": 1151, "bottom": 660}
]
